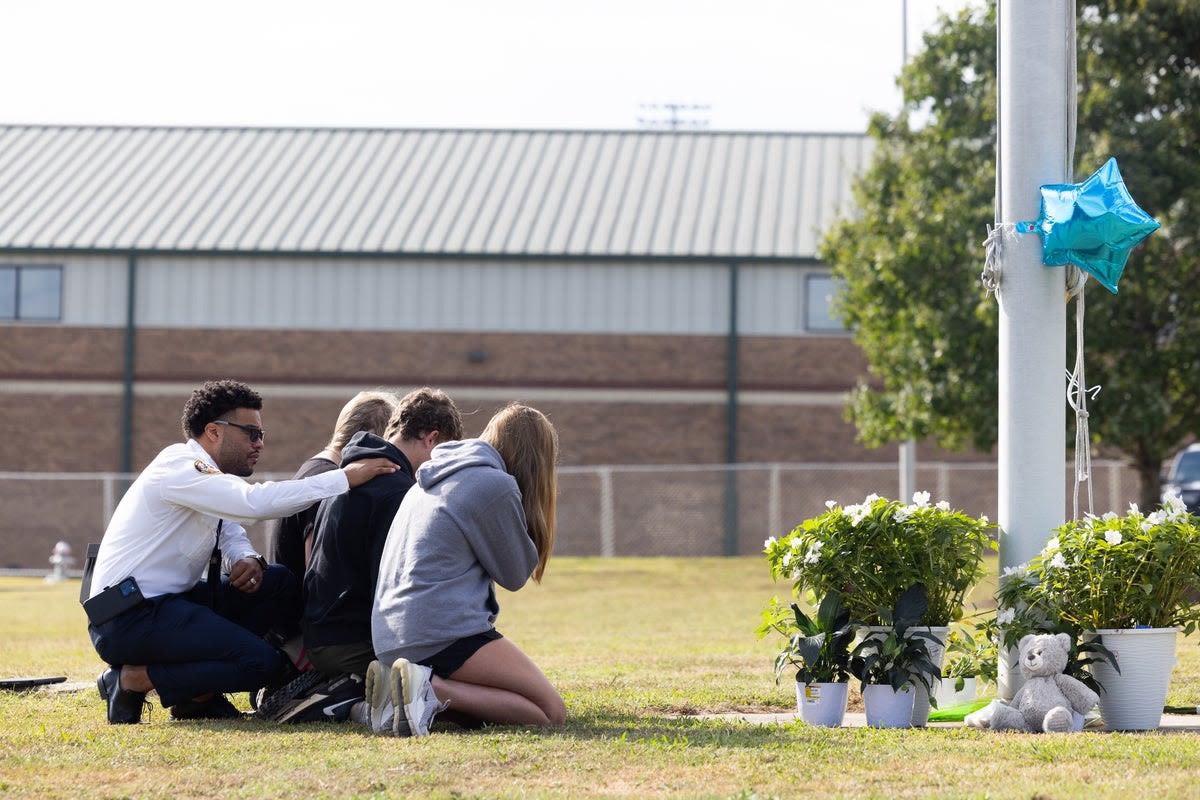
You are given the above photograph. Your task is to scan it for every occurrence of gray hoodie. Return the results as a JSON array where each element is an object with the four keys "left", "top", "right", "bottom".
[{"left": 371, "top": 438, "right": 538, "bottom": 664}]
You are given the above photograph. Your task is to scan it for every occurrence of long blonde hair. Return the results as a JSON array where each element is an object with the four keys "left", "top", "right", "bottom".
[{"left": 481, "top": 403, "right": 558, "bottom": 582}]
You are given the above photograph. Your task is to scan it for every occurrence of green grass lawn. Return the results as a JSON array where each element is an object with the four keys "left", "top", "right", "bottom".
[{"left": 2, "top": 558, "right": 1200, "bottom": 799}]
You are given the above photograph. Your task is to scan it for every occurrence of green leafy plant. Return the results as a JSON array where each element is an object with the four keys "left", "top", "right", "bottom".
[
  {"left": 986, "top": 611, "right": 1117, "bottom": 698},
  {"left": 757, "top": 590, "right": 855, "bottom": 685},
  {"left": 765, "top": 492, "right": 996, "bottom": 625},
  {"left": 942, "top": 617, "right": 998, "bottom": 692},
  {"left": 997, "top": 498, "right": 1200, "bottom": 634},
  {"left": 849, "top": 584, "right": 941, "bottom": 702}
]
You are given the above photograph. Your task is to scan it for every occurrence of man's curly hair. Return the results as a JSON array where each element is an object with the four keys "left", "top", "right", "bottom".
[{"left": 181, "top": 380, "right": 263, "bottom": 439}]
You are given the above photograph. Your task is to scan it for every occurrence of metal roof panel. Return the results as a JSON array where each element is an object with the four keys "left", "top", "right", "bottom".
[{"left": 0, "top": 125, "right": 872, "bottom": 260}]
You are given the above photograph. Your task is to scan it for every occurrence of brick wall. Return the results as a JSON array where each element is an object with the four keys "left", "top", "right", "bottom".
[
  {"left": 1, "top": 326, "right": 882, "bottom": 471},
  {"left": 0, "top": 324, "right": 924, "bottom": 566}
]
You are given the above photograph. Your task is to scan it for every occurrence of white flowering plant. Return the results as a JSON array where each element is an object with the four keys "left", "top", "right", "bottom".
[
  {"left": 997, "top": 498, "right": 1200, "bottom": 635},
  {"left": 765, "top": 492, "right": 996, "bottom": 626}
]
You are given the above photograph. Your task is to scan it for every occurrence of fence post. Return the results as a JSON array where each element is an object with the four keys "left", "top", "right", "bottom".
[
  {"left": 723, "top": 468, "right": 739, "bottom": 556},
  {"left": 102, "top": 474, "right": 116, "bottom": 529},
  {"left": 768, "top": 464, "right": 782, "bottom": 540},
  {"left": 599, "top": 467, "right": 615, "bottom": 558}
]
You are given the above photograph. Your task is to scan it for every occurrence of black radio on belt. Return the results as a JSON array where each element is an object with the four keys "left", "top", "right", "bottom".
[{"left": 83, "top": 576, "right": 146, "bottom": 626}]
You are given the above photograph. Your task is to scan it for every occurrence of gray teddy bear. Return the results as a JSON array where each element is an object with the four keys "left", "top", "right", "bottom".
[{"left": 965, "top": 632, "right": 1098, "bottom": 733}]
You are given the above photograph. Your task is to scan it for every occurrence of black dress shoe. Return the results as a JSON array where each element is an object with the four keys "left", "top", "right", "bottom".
[
  {"left": 170, "top": 694, "right": 243, "bottom": 720},
  {"left": 97, "top": 667, "right": 146, "bottom": 724}
]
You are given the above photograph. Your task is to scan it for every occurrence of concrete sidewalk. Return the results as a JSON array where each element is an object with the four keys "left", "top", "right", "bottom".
[
  {"left": 30, "top": 682, "right": 1200, "bottom": 732},
  {"left": 693, "top": 709, "right": 1200, "bottom": 732}
]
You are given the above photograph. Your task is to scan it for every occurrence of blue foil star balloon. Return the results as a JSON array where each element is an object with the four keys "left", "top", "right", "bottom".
[{"left": 1029, "top": 157, "right": 1160, "bottom": 294}]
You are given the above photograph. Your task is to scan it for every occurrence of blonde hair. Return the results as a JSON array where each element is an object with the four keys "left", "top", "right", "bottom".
[
  {"left": 481, "top": 403, "right": 558, "bottom": 582},
  {"left": 328, "top": 391, "right": 399, "bottom": 451}
]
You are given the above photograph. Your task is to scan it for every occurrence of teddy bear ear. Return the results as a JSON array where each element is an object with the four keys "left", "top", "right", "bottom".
[
  {"left": 1054, "top": 632, "right": 1071, "bottom": 652},
  {"left": 1019, "top": 633, "right": 1034, "bottom": 650}
]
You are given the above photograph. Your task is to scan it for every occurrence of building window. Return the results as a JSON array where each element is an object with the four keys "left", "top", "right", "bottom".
[
  {"left": 0, "top": 265, "right": 62, "bottom": 321},
  {"left": 805, "top": 273, "right": 846, "bottom": 333}
]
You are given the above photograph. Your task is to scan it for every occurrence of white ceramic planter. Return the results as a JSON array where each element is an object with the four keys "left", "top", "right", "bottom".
[
  {"left": 859, "top": 625, "right": 948, "bottom": 726},
  {"left": 795, "top": 681, "right": 850, "bottom": 728},
  {"left": 1090, "top": 627, "right": 1178, "bottom": 731},
  {"left": 862, "top": 683, "right": 916, "bottom": 728},
  {"left": 933, "top": 675, "right": 977, "bottom": 710}
]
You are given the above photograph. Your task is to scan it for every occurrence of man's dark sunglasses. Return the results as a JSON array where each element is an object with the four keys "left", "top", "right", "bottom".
[{"left": 214, "top": 419, "right": 266, "bottom": 443}]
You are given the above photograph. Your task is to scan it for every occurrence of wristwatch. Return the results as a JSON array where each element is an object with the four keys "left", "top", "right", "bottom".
[{"left": 251, "top": 554, "right": 269, "bottom": 571}]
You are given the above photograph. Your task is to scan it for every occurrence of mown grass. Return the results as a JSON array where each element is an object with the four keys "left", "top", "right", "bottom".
[{"left": 2, "top": 558, "right": 1199, "bottom": 799}]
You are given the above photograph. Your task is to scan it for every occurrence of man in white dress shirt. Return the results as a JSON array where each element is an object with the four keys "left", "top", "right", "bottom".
[{"left": 87, "top": 380, "right": 396, "bottom": 724}]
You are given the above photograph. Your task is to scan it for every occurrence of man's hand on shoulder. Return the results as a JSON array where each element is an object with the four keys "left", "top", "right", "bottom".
[{"left": 342, "top": 457, "right": 398, "bottom": 488}]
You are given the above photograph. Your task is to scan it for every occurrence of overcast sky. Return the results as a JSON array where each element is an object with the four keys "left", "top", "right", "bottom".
[{"left": 0, "top": 0, "right": 975, "bottom": 132}]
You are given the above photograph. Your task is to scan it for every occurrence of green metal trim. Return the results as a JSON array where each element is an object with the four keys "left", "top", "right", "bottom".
[
  {"left": 0, "top": 244, "right": 823, "bottom": 266},
  {"left": 723, "top": 260, "right": 740, "bottom": 556},
  {"left": 120, "top": 252, "right": 137, "bottom": 474}
]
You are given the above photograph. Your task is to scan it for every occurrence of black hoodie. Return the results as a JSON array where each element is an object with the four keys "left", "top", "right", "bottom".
[{"left": 302, "top": 430, "right": 415, "bottom": 650}]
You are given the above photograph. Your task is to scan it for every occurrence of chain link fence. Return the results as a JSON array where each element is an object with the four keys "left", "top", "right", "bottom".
[{"left": 3, "top": 460, "right": 1140, "bottom": 571}]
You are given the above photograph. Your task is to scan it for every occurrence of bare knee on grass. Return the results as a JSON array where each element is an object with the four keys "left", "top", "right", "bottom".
[{"left": 437, "top": 637, "right": 565, "bottom": 727}]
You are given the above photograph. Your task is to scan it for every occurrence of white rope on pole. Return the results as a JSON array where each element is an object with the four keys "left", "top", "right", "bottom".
[
  {"left": 1065, "top": 266, "right": 1099, "bottom": 520},
  {"left": 1061, "top": 0, "right": 1093, "bottom": 519}
]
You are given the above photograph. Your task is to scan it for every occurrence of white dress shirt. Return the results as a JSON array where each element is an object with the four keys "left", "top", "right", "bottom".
[{"left": 90, "top": 439, "right": 349, "bottom": 599}]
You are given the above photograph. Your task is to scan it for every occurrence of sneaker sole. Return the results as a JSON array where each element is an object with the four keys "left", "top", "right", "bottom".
[
  {"left": 390, "top": 659, "right": 428, "bottom": 737},
  {"left": 366, "top": 660, "right": 401, "bottom": 734},
  {"left": 253, "top": 669, "right": 325, "bottom": 722}
]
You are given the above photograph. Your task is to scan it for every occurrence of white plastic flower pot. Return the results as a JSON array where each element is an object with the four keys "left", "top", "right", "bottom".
[
  {"left": 862, "top": 683, "right": 916, "bottom": 728},
  {"left": 933, "top": 676, "right": 977, "bottom": 710},
  {"left": 1090, "top": 627, "right": 1178, "bottom": 731},
  {"left": 859, "top": 625, "right": 948, "bottom": 726},
  {"left": 795, "top": 681, "right": 849, "bottom": 728}
]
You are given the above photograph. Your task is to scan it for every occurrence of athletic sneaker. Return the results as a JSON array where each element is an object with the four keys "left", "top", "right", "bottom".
[
  {"left": 365, "top": 660, "right": 401, "bottom": 734},
  {"left": 389, "top": 658, "right": 443, "bottom": 737},
  {"left": 249, "top": 653, "right": 301, "bottom": 712},
  {"left": 256, "top": 670, "right": 363, "bottom": 724}
]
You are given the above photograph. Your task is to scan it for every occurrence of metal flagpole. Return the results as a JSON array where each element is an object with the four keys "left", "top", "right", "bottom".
[{"left": 995, "top": 0, "right": 1075, "bottom": 699}]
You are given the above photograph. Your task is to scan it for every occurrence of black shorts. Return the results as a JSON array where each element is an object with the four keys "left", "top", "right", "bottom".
[{"left": 423, "top": 630, "right": 503, "bottom": 679}]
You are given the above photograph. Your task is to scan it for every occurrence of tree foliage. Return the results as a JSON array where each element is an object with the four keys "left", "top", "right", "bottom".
[{"left": 819, "top": 1, "right": 1200, "bottom": 507}]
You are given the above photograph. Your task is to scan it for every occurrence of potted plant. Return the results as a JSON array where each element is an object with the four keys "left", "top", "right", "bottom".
[
  {"left": 765, "top": 492, "right": 995, "bottom": 627},
  {"left": 758, "top": 590, "right": 855, "bottom": 727},
  {"left": 849, "top": 584, "right": 942, "bottom": 728},
  {"left": 765, "top": 491, "right": 994, "bottom": 723},
  {"left": 936, "top": 617, "right": 999, "bottom": 709},
  {"left": 996, "top": 497, "right": 1200, "bottom": 730}
]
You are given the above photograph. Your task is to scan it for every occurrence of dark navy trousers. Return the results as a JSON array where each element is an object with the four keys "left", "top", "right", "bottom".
[{"left": 89, "top": 565, "right": 298, "bottom": 708}]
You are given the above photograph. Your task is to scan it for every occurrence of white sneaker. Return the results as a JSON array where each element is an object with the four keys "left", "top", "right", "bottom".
[
  {"left": 364, "top": 660, "right": 395, "bottom": 734},
  {"left": 389, "top": 658, "right": 441, "bottom": 737}
]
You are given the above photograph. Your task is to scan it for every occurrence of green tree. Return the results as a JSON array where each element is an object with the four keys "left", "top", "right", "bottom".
[{"left": 820, "top": 1, "right": 1200, "bottom": 509}]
